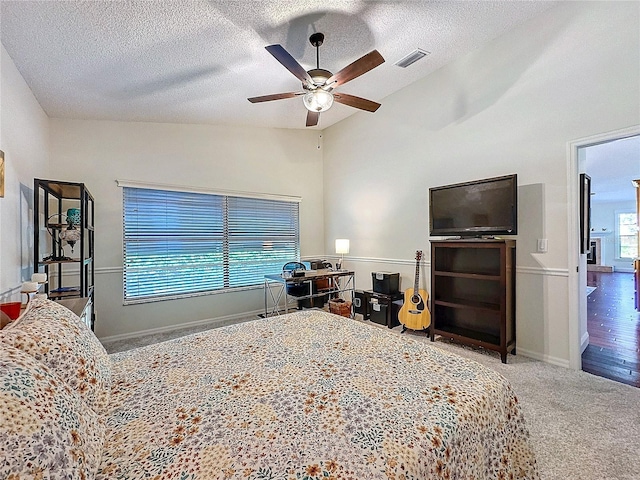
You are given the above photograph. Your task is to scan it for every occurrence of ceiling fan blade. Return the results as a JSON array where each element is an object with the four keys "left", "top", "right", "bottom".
[
  {"left": 306, "top": 111, "right": 319, "bottom": 127},
  {"left": 333, "top": 93, "right": 381, "bottom": 112},
  {"left": 265, "top": 45, "right": 313, "bottom": 85},
  {"left": 326, "top": 50, "right": 385, "bottom": 88},
  {"left": 247, "top": 92, "right": 301, "bottom": 103}
]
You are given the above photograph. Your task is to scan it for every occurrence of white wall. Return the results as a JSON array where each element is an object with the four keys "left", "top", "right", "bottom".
[
  {"left": 322, "top": 1, "right": 640, "bottom": 367},
  {"left": 6, "top": 1, "right": 639, "bottom": 368},
  {"left": 50, "top": 118, "right": 324, "bottom": 338},
  {"left": 0, "top": 45, "right": 50, "bottom": 303},
  {"left": 591, "top": 200, "right": 637, "bottom": 272}
]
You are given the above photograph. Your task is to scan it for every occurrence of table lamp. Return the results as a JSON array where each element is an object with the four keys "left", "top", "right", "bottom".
[{"left": 335, "top": 239, "right": 349, "bottom": 270}]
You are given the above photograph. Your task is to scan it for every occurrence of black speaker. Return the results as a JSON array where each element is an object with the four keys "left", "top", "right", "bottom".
[{"left": 353, "top": 290, "right": 370, "bottom": 319}]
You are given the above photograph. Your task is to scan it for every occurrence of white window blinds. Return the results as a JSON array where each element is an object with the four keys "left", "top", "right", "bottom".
[{"left": 122, "top": 186, "right": 300, "bottom": 303}]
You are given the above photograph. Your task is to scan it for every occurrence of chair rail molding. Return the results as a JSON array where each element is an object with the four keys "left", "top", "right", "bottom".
[
  {"left": 97, "top": 263, "right": 569, "bottom": 276},
  {"left": 517, "top": 266, "right": 569, "bottom": 277}
]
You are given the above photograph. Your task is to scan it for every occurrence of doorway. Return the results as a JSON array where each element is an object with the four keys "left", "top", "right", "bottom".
[{"left": 577, "top": 135, "right": 640, "bottom": 387}]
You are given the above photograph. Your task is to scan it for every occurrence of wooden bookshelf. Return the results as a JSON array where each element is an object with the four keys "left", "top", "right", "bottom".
[{"left": 430, "top": 239, "right": 516, "bottom": 363}]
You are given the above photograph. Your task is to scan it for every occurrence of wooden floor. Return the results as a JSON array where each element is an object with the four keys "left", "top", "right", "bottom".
[{"left": 582, "top": 271, "right": 640, "bottom": 387}]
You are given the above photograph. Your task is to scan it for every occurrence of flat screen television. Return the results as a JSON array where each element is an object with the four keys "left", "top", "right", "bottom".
[{"left": 429, "top": 174, "right": 517, "bottom": 237}]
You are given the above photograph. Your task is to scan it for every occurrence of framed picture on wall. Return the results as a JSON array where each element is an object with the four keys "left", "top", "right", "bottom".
[{"left": 579, "top": 173, "right": 591, "bottom": 254}]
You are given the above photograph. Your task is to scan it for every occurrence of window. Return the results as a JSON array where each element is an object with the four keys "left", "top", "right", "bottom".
[
  {"left": 616, "top": 211, "right": 638, "bottom": 259},
  {"left": 122, "top": 186, "right": 300, "bottom": 304}
]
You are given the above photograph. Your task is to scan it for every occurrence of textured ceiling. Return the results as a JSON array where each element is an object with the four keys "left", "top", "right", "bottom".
[{"left": 1, "top": 1, "right": 558, "bottom": 130}]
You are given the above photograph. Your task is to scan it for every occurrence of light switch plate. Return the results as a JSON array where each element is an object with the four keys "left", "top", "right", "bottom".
[{"left": 537, "top": 238, "right": 548, "bottom": 253}]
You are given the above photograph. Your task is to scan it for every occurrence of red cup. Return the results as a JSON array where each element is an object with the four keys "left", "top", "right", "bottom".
[{"left": 0, "top": 302, "right": 22, "bottom": 320}]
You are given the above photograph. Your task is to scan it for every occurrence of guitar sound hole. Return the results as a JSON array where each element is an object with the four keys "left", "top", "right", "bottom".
[{"left": 411, "top": 295, "right": 422, "bottom": 305}]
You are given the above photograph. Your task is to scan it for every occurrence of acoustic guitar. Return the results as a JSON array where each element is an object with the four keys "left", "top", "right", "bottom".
[{"left": 398, "top": 250, "right": 431, "bottom": 332}]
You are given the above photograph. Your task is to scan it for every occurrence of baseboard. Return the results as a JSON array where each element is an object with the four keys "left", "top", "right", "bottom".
[
  {"left": 613, "top": 267, "right": 634, "bottom": 273},
  {"left": 580, "top": 331, "right": 590, "bottom": 354},
  {"left": 586, "top": 265, "right": 614, "bottom": 273},
  {"left": 516, "top": 347, "right": 571, "bottom": 369},
  {"left": 98, "top": 308, "right": 263, "bottom": 343}
]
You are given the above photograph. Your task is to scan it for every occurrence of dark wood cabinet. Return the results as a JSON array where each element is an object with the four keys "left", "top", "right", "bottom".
[{"left": 430, "top": 239, "right": 515, "bottom": 363}]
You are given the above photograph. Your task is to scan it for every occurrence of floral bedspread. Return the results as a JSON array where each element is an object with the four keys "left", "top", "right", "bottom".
[{"left": 98, "top": 310, "right": 538, "bottom": 480}]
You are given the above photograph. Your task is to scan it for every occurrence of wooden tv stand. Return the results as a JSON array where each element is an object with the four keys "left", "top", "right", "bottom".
[{"left": 430, "top": 239, "right": 516, "bottom": 363}]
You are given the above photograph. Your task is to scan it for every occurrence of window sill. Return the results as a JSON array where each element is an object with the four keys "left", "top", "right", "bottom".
[{"left": 123, "top": 283, "right": 262, "bottom": 305}]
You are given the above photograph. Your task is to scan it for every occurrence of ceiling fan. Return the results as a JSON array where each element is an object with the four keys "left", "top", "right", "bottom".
[{"left": 248, "top": 32, "right": 385, "bottom": 127}]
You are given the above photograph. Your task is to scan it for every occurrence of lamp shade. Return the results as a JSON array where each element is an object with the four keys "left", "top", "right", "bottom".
[
  {"left": 31, "top": 273, "right": 47, "bottom": 283},
  {"left": 21, "top": 282, "right": 39, "bottom": 293},
  {"left": 335, "top": 239, "right": 350, "bottom": 255}
]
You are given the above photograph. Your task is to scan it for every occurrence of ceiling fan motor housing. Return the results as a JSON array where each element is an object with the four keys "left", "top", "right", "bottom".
[{"left": 306, "top": 69, "right": 333, "bottom": 88}]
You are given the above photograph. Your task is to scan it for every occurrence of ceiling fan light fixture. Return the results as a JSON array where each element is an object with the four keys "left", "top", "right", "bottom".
[
  {"left": 250, "top": 33, "right": 385, "bottom": 125},
  {"left": 303, "top": 89, "right": 334, "bottom": 112}
]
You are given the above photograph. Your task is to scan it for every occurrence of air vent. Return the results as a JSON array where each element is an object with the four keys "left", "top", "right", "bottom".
[{"left": 394, "top": 49, "right": 430, "bottom": 68}]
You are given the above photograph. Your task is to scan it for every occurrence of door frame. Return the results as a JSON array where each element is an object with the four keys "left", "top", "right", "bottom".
[{"left": 566, "top": 125, "right": 640, "bottom": 370}]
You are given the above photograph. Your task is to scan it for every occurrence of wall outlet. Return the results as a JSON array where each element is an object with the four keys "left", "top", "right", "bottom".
[{"left": 537, "top": 238, "right": 548, "bottom": 253}]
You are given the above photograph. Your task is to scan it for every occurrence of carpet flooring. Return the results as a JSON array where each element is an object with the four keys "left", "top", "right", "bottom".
[{"left": 102, "top": 314, "right": 640, "bottom": 480}]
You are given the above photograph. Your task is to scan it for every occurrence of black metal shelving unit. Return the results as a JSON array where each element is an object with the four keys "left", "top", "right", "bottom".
[{"left": 33, "top": 179, "right": 95, "bottom": 330}]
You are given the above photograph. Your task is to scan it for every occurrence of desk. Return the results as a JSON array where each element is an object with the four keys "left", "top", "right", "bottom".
[{"left": 264, "top": 269, "right": 355, "bottom": 317}]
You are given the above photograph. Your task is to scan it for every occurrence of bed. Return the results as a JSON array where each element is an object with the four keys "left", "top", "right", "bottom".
[{"left": 1, "top": 298, "right": 539, "bottom": 479}]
